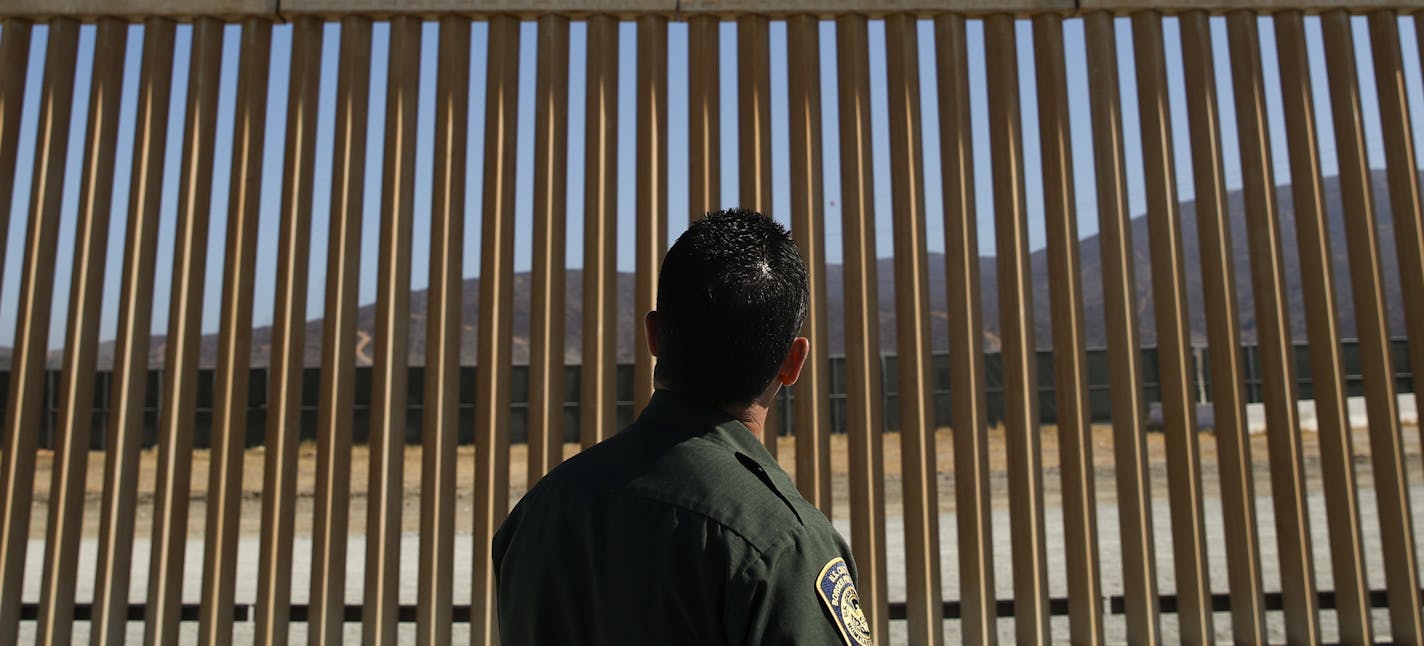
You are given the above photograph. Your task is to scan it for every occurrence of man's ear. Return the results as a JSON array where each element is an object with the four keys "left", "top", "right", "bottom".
[
  {"left": 777, "top": 337, "right": 810, "bottom": 386},
  {"left": 644, "top": 311, "right": 659, "bottom": 357}
]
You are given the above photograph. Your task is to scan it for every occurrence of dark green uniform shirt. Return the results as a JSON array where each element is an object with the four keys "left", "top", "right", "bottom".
[{"left": 493, "top": 390, "right": 869, "bottom": 645}]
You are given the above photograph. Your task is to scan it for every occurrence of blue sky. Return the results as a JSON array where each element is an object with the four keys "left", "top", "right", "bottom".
[{"left": 1, "top": 14, "right": 1419, "bottom": 348}]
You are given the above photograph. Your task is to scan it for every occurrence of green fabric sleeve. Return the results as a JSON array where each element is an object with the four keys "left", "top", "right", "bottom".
[{"left": 724, "top": 529, "right": 862, "bottom": 645}]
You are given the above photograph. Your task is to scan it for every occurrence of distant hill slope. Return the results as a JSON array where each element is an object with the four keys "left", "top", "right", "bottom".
[{"left": 22, "top": 170, "right": 1412, "bottom": 370}]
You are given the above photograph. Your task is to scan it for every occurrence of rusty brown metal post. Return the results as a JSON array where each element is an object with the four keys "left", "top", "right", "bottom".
[
  {"left": 417, "top": 15, "right": 469, "bottom": 646},
  {"left": 1320, "top": 11, "right": 1424, "bottom": 642},
  {"left": 34, "top": 18, "right": 126, "bottom": 646},
  {"left": 0, "top": 18, "right": 78, "bottom": 643},
  {"left": 90, "top": 19, "right": 175, "bottom": 646},
  {"left": 786, "top": 14, "right": 832, "bottom": 513},
  {"left": 688, "top": 14, "right": 720, "bottom": 218},
  {"left": 309, "top": 16, "right": 372, "bottom": 645},
  {"left": 1177, "top": 12, "right": 1267, "bottom": 643},
  {"left": 1374, "top": 11, "right": 1424, "bottom": 461},
  {"left": 473, "top": 15, "right": 521, "bottom": 646},
  {"left": 528, "top": 15, "right": 570, "bottom": 483},
  {"left": 198, "top": 18, "right": 271, "bottom": 646},
  {"left": 935, "top": 13, "right": 996, "bottom": 646},
  {"left": 581, "top": 15, "right": 619, "bottom": 449},
  {"left": 362, "top": 15, "right": 421, "bottom": 646},
  {"left": 634, "top": 15, "right": 668, "bottom": 416},
  {"left": 1031, "top": 14, "right": 1104, "bottom": 645},
  {"left": 883, "top": 14, "right": 945, "bottom": 646},
  {"left": 144, "top": 17, "right": 225, "bottom": 646},
  {"left": 1274, "top": 12, "right": 1373, "bottom": 644},
  {"left": 254, "top": 16, "right": 322, "bottom": 646},
  {"left": 1131, "top": 13, "right": 1214, "bottom": 643},
  {"left": 737, "top": 13, "right": 773, "bottom": 217},
  {"left": 1083, "top": 13, "right": 1160, "bottom": 644},
  {"left": 834, "top": 15, "right": 889, "bottom": 644},
  {"left": 0, "top": 19, "right": 31, "bottom": 275},
  {"left": 984, "top": 14, "right": 1051, "bottom": 644},
  {"left": 1224, "top": 12, "right": 1319, "bottom": 643}
]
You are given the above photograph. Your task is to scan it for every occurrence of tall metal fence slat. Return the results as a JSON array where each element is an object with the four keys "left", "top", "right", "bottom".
[
  {"left": 198, "top": 18, "right": 270, "bottom": 646},
  {"left": 1225, "top": 11, "right": 1320, "bottom": 643},
  {"left": 935, "top": 13, "right": 997, "bottom": 646},
  {"left": 1032, "top": 13, "right": 1104, "bottom": 645},
  {"left": 254, "top": 14, "right": 322, "bottom": 646},
  {"left": 310, "top": 16, "right": 371, "bottom": 645},
  {"left": 34, "top": 18, "right": 125, "bottom": 646},
  {"left": 580, "top": 14, "right": 620, "bottom": 451},
  {"left": 0, "top": 19, "right": 31, "bottom": 287},
  {"left": 145, "top": 17, "right": 224, "bottom": 646},
  {"left": 1274, "top": 12, "right": 1375, "bottom": 643},
  {"left": 91, "top": 19, "right": 176, "bottom": 646},
  {"left": 1132, "top": 12, "right": 1215, "bottom": 643},
  {"left": 417, "top": 15, "right": 471, "bottom": 646},
  {"left": 1081, "top": 23, "right": 1163, "bottom": 636},
  {"left": 786, "top": 14, "right": 834, "bottom": 514},
  {"left": 472, "top": 15, "right": 521, "bottom": 645},
  {"left": 633, "top": 17, "right": 668, "bottom": 417},
  {"left": 834, "top": 15, "right": 891, "bottom": 645},
  {"left": 1320, "top": 11, "right": 1424, "bottom": 642},
  {"left": 1179, "top": 12, "right": 1268, "bottom": 643}
]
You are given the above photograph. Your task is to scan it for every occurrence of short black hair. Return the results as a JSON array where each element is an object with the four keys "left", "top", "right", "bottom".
[{"left": 654, "top": 208, "right": 809, "bottom": 406}]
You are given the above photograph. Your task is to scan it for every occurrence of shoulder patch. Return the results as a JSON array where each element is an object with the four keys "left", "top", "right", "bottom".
[{"left": 816, "top": 557, "right": 872, "bottom": 646}]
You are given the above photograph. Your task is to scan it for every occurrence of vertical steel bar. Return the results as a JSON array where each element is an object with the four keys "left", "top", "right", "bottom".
[
  {"left": 34, "top": 18, "right": 125, "bottom": 646},
  {"left": 1273, "top": 12, "right": 1373, "bottom": 644},
  {"left": 472, "top": 15, "right": 520, "bottom": 646},
  {"left": 1083, "top": 13, "right": 1160, "bottom": 644},
  {"left": 198, "top": 18, "right": 271, "bottom": 646},
  {"left": 0, "top": 19, "right": 77, "bottom": 642},
  {"left": 0, "top": 19, "right": 31, "bottom": 276},
  {"left": 254, "top": 16, "right": 322, "bottom": 646},
  {"left": 1375, "top": 12, "right": 1424, "bottom": 454},
  {"left": 1320, "top": 12, "right": 1424, "bottom": 642},
  {"left": 90, "top": 19, "right": 176, "bottom": 646},
  {"left": 1030, "top": 14, "right": 1104, "bottom": 645},
  {"left": 984, "top": 14, "right": 1050, "bottom": 644},
  {"left": 528, "top": 15, "right": 570, "bottom": 483},
  {"left": 688, "top": 15, "right": 720, "bottom": 219},
  {"left": 737, "top": 13, "right": 772, "bottom": 215},
  {"left": 786, "top": 14, "right": 832, "bottom": 513},
  {"left": 417, "top": 15, "right": 469, "bottom": 646},
  {"left": 1225, "top": 13, "right": 1320, "bottom": 643},
  {"left": 737, "top": 15, "right": 774, "bottom": 453},
  {"left": 733, "top": 12, "right": 779, "bottom": 456},
  {"left": 934, "top": 13, "right": 995, "bottom": 646},
  {"left": 362, "top": 16, "right": 421, "bottom": 646},
  {"left": 833, "top": 16, "right": 890, "bottom": 644},
  {"left": 634, "top": 16, "right": 668, "bottom": 416},
  {"left": 1177, "top": 12, "right": 1267, "bottom": 643},
  {"left": 580, "top": 15, "right": 619, "bottom": 450},
  {"left": 1131, "top": 14, "right": 1214, "bottom": 643},
  {"left": 144, "top": 17, "right": 225, "bottom": 646},
  {"left": 309, "top": 16, "right": 372, "bottom": 645},
  {"left": 883, "top": 14, "right": 944, "bottom": 646}
]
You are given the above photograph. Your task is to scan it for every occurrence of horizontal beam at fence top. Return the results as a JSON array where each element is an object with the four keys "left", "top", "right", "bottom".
[{"left": 4, "top": 0, "right": 1424, "bottom": 19}]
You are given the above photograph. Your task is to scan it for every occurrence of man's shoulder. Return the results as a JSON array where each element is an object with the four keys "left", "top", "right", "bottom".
[{"left": 530, "top": 418, "right": 819, "bottom": 551}]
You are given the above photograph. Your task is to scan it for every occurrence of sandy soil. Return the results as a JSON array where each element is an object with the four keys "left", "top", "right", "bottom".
[{"left": 23, "top": 421, "right": 1422, "bottom": 540}]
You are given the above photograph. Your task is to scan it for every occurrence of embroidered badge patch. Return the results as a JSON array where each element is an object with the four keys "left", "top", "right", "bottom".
[{"left": 816, "top": 557, "right": 872, "bottom": 646}]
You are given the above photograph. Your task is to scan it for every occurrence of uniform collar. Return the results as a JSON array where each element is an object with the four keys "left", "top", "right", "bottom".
[{"left": 638, "top": 389, "right": 780, "bottom": 468}]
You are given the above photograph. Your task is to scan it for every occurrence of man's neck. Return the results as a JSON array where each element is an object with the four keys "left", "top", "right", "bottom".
[{"left": 723, "top": 400, "right": 771, "bottom": 440}]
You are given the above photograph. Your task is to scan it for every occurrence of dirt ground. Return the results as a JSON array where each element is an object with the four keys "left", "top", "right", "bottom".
[{"left": 24, "top": 420, "right": 1424, "bottom": 539}]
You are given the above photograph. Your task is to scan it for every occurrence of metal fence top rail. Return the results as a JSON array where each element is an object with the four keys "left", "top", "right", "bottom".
[{"left": 2, "top": 0, "right": 1421, "bottom": 20}]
